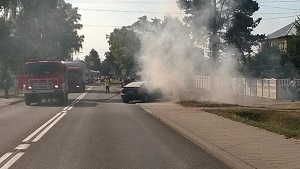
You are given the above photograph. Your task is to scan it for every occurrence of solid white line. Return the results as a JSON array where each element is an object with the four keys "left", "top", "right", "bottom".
[
  {"left": 63, "top": 92, "right": 87, "bottom": 111},
  {"left": 32, "top": 113, "right": 66, "bottom": 142},
  {"left": 0, "top": 152, "right": 24, "bottom": 169},
  {"left": 0, "top": 153, "right": 12, "bottom": 164},
  {"left": 63, "top": 107, "right": 69, "bottom": 111},
  {"left": 15, "top": 144, "right": 30, "bottom": 150},
  {"left": 22, "top": 113, "right": 62, "bottom": 143}
]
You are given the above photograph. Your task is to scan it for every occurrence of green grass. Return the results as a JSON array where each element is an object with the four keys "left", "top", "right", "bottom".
[{"left": 178, "top": 100, "right": 300, "bottom": 139}]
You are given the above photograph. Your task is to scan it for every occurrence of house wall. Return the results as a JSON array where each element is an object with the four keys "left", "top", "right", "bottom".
[{"left": 269, "top": 37, "right": 288, "bottom": 50}]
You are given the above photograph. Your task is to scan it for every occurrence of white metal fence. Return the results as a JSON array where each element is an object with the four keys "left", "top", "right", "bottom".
[{"left": 193, "top": 76, "right": 293, "bottom": 100}]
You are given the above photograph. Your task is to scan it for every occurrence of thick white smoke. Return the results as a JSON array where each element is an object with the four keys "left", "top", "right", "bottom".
[{"left": 135, "top": 4, "right": 242, "bottom": 103}]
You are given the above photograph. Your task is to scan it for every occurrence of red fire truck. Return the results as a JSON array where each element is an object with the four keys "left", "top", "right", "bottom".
[{"left": 19, "top": 60, "right": 68, "bottom": 106}]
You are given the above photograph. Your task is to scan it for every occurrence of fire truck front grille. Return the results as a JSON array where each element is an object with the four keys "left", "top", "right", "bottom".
[{"left": 29, "top": 79, "right": 57, "bottom": 90}]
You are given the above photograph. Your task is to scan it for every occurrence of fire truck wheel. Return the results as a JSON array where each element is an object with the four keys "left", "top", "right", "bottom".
[
  {"left": 25, "top": 96, "right": 31, "bottom": 106},
  {"left": 64, "top": 94, "right": 68, "bottom": 103},
  {"left": 58, "top": 94, "right": 65, "bottom": 105}
]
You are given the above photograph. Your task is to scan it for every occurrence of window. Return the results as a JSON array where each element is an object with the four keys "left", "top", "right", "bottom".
[{"left": 25, "top": 62, "right": 60, "bottom": 75}]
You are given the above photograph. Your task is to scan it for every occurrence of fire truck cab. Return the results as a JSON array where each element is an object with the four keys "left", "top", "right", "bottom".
[{"left": 20, "top": 60, "right": 68, "bottom": 105}]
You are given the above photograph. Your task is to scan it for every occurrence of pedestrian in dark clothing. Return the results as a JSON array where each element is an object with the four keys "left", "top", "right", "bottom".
[{"left": 3, "top": 75, "right": 12, "bottom": 99}]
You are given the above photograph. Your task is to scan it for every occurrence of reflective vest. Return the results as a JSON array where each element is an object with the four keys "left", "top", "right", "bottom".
[{"left": 104, "top": 79, "right": 110, "bottom": 87}]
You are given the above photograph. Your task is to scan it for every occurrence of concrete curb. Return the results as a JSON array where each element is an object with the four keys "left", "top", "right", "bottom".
[
  {"left": 8, "top": 99, "right": 24, "bottom": 105},
  {"left": 140, "top": 105, "right": 255, "bottom": 169}
]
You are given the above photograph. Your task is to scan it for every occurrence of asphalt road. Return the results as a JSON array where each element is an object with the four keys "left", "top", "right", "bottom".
[{"left": 0, "top": 85, "right": 229, "bottom": 169}]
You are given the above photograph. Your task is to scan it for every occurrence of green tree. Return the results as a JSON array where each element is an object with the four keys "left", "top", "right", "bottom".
[
  {"left": 13, "top": 0, "right": 84, "bottom": 61},
  {"left": 106, "top": 26, "right": 141, "bottom": 75},
  {"left": 287, "top": 16, "right": 300, "bottom": 74},
  {"left": 177, "top": 0, "right": 265, "bottom": 64},
  {"left": 0, "top": 17, "right": 15, "bottom": 79},
  {"left": 245, "top": 43, "right": 296, "bottom": 78},
  {"left": 101, "top": 52, "right": 119, "bottom": 76},
  {"left": 84, "top": 49, "right": 101, "bottom": 71}
]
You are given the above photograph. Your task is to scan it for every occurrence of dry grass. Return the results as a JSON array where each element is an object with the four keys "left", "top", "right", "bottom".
[{"left": 178, "top": 100, "right": 300, "bottom": 139}]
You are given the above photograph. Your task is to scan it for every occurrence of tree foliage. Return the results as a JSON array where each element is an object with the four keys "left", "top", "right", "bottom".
[
  {"left": 0, "top": 17, "right": 16, "bottom": 77},
  {"left": 84, "top": 49, "right": 101, "bottom": 71},
  {"left": 106, "top": 26, "right": 141, "bottom": 75},
  {"left": 0, "top": 0, "right": 84, "bottom": 75},
  {"left": 13, "top": 0, "right": 84, "bottom": 61},
  {"left": 286, "top": 15, "right": 300, "bottom": 74},
  {"left": 245, "top": 43, "right": 296, "bottom": 78},
  {"left": 177, "top": 0, "right": 265, "bottom": 63}
]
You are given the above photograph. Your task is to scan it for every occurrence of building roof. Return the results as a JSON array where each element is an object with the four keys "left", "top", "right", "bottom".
[{"left": 268, "top": 22, "right": 297, "bottom": 39}]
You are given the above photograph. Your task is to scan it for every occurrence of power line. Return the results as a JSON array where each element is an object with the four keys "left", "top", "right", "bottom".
[
  {"left": 79, "top": 8, "right": 184, "bottom": 15},
  {"left": 80, "top": 1, "right": 176, "bottom": 4},
  {"left": 81, "top": 49, "right": 108, "bottom": 51},
  {"left": 257, "top": 12, "right": 300, "bottom": 14},
  {"left": 259, "top": 0, "right": 300, "bottom": 3},
  {"left": 260, "top": 4, "right": 300, "bottom": 11},
  {"left": 83, "top": 24, "right": 123, "bottom": 28},
  {"left": 262, "top": 15, "right": 298, "bottom": 20}
]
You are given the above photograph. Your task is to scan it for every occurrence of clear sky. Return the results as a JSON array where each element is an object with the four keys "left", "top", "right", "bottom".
[{"left": 64, "top": 0, "right": 300, "bottom": 61}]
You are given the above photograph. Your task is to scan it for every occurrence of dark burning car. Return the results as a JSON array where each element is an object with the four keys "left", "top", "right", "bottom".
[{"left": 121, "top": 81, "right": 163, "bottom": 103}]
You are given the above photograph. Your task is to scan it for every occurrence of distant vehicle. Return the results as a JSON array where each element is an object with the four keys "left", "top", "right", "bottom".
[
  {"left": 61, "top": 60, "right": 86, "bottom": 93},
  {"left": 85, "top": 69, "right": 94, "bottom": 84},
  {"left": 19, "top": 60, "right": 68, "bottom": 106},
  {"left": 121, "top": 81, "right": 163, "bottom": 103}
]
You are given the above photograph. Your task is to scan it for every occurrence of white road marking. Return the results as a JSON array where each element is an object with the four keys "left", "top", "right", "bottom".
[
  {"left": 0, "top": 153, "right": 12, "bottom": 164},
  {"left": 63, "top": 107, "right": 69, "bottom": 111},
  {"left": 0, "top": 91, "right": 90, "bottom": 169},
  {"left": 32, "top": 113, "right": 66, "bottom": 142},
  {"left": 15, "top": 144, "right": 30, "bottom": 150},
  {"left": 0, "top": 153, "right": 24, "bottom": 169},
  {"left": 22, "top": 113, "right": 62, "bottom": 143}
]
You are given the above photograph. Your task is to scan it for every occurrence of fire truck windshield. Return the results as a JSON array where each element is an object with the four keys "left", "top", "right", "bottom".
[
  {"left": 25, "top": 62, "right": 60, "bottom": 75},
  {"left": 67, "top": 70, "right": 81, "bottom": 77}
]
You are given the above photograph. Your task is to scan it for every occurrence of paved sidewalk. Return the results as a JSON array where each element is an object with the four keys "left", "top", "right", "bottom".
[
  {"left": 139, "top": 102, "right": 300, "bottom": 169},
  {"left": 0, "top": 95, "right": 24, "bottom": 107}
]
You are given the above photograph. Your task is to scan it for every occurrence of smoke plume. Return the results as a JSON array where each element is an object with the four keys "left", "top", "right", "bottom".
[{"left": 135, "top": 4, "right": 241, "bottom": 103}]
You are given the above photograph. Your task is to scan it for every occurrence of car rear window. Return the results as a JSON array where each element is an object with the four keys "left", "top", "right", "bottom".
[{"left": 125, "top": 81, "right": 145, "bottom": 88}]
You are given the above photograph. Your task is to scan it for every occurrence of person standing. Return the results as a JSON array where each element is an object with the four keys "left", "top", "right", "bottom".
[
  {"left": 288, "top": 78, "right": 298, "bottom": 102},
  {"left": 104, "top": 77, "right": 110, "bottom": 94},
  {"left": 13, "top": 77, "right": 19, "bottom": 97},
  {"left": 3, "top": 75, "right": 12, "bottom": 99}
]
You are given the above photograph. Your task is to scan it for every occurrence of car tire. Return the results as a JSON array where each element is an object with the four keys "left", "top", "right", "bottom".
[
  {"left": 36, "top": 98, "right": 41, "bottom": 104},
  {"left": 58, "top": 94, "right": 65, "bottom": 105},
  {"left": 122, "top": 98, "right": 130, "bottom": 103},
  {"left": 64, "top": 93, "right": 68, "bottom": 103},
  {"left": 25, "top": 95, "right": 31, "bottom": 106}
]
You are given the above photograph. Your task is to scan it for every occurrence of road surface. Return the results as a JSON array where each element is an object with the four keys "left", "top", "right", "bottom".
[{"left": 0, "top": 85, "right": 229, "bottom": 169}]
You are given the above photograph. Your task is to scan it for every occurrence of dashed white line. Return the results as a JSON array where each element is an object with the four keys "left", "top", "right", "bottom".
[
  {"left": 0, "top": 153, "right": 12, "bottom": 164},
  {"left": 32, "top": 113, "right": 66, "bottom": 142},
  {"left": 1, "top": 91, "right": 90, "bottom": 169},
  {"left": 0, "top": 153, "right": 24, "bottom": 169}
]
